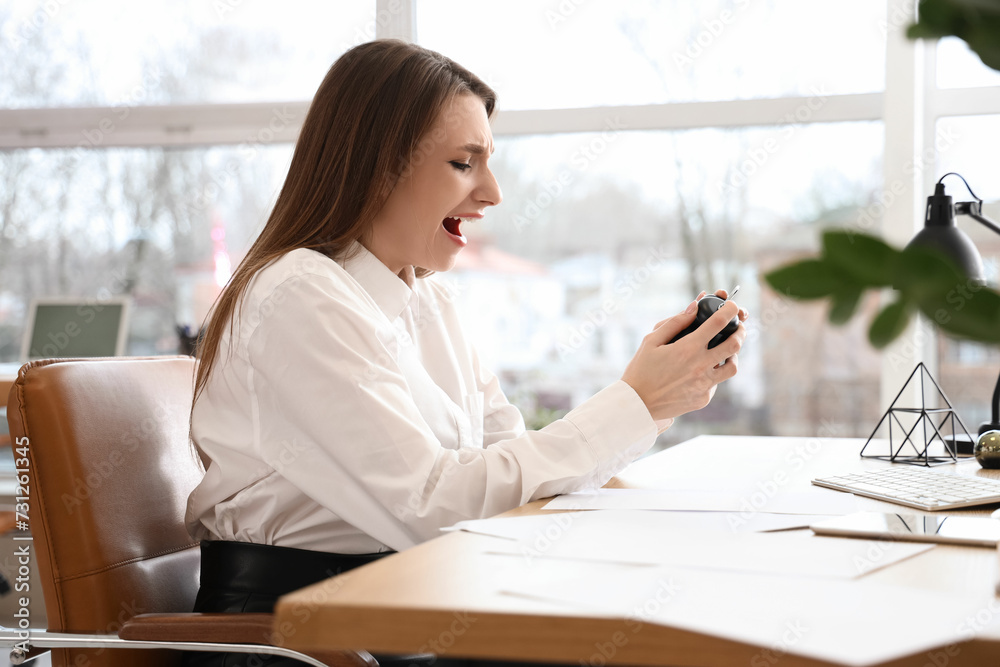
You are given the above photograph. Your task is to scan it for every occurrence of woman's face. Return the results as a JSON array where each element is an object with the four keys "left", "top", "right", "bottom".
[{"left": 366, "top": 93, "right": 502, "bottom": 276}]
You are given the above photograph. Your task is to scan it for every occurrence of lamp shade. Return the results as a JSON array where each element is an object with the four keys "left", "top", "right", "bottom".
[{"left": 905, "top": 184, "right": 986, "bottom": 282}]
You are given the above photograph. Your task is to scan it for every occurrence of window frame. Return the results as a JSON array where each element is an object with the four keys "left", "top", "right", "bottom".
[{"left": 1, "top": 0, "right": 998, "bottom": 414}]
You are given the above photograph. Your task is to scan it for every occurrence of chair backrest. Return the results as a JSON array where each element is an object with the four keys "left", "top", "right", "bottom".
[{"left": 6, "top": 356, "right": 204, "bottom": 667}]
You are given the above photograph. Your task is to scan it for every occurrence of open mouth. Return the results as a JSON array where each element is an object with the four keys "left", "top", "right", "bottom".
[{"left": 442, "top": 216, "right": 469, "bottom": 244}]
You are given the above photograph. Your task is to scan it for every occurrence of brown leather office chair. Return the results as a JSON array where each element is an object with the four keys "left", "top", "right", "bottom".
[{"left": 3, "top": 356, "right": 376, "bottom": 667}]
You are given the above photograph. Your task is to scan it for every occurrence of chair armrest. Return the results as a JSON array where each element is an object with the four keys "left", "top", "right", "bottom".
[
  {"left": 119, "top": 613, "right": 274, "bottom": 644},
  {"left": 119, "top": 613, "right": 378, "bottom": 667}
]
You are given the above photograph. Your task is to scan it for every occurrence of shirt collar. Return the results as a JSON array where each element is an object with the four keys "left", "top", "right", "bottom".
[{"left": 340, "top": 242, "right": 417, "bottom": 322}]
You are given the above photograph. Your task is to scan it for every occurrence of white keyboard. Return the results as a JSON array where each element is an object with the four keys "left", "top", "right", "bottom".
[{"left": 812, "top": 467, "right": 1000, "bottom": 511}]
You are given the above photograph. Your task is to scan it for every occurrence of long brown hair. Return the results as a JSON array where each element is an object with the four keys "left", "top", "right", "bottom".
[{"left": 194, "top": 40, "right": 496, "bottom": 400}]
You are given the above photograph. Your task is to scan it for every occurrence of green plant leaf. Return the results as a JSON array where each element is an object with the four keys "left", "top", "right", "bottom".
[
  {"left": 829, "top": 286, "right": 864, "bottom": 325},
  {"left": 765, "top": 220, "right": 1000, "bottom": 350},
  {"left": 868, "top": 299, "right": 913, "bottom": 348},
  {"left": 906, "top": 23, "right": 941, "bottom": 39},
  {"left": 906, "top": 0, "right": 963, "bottom": 38},
  {"left": 821, "top": 230, "right": 897, "bottom": 287},
  {"left": 893, "top": 244, "right": 966, "bottom": 306},
  {"left": 763, "top": 259, "right": 846, "bottom": 300},
  {"left": 908, "top": 0, "right": 1000, "bottom": 71},
  {"left": 922, "top": 286, "right": 1000, "bottom": 344},
  {"left": 966, "top": 27, "right": 1000, "bottom": 71}
]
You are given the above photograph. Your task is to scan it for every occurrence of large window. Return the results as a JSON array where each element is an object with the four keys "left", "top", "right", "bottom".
[
  {"left": 441, "top": 123, "right": 883, "bottom": 442},
  {"left": 937, "top": 37, "right": 1000, "bottom": 89},
  {"left": 0, "top": 0, "right": 375, "bottom": 107},
  {"left": 417, "top": 0, "right": 889, "bottom": 441},
  {"left": 0, "top": 145, "right": 292, "bottom": 358},
  {"left": 3, "top": 1, "right": 1000, "bottom": 443},
  {"left": 417, "top": 0, "right": 885, "bottom": 108}
]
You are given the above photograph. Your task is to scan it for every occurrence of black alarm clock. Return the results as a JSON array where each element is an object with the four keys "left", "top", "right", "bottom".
[{"left": 669, "top": 291, "right": 740, "bottom": 349}]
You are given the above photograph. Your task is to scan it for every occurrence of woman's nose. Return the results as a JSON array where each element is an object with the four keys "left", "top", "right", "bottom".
[{"left": 477, "top": 168, "right": 502, "bottom": 207}]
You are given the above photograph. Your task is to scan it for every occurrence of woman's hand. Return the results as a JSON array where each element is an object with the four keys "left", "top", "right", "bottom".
[{"left": 620, "top": 292, "right": 747, "bottom": 423}]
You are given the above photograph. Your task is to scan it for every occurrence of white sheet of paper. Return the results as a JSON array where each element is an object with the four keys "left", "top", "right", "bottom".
[
  {"left": 444, "top": 510, "right": 832, "bottom": 540},
  {"left": 542, "top": 486, "right": 860, "bottom": 515},
  {"left": 497, "top": 561, "right": 991, "bottom": 667},
  {"left": 477, "top": 509, "right": 932, "bottom": 579}
]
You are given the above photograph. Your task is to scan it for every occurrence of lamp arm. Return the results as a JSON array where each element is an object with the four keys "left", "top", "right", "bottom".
[
  {"left": 955, "top": 201, "right": 1000, "bottom": 237},
  {"left": 967, "top": 212, "right": 1000, "bottom": 237}
]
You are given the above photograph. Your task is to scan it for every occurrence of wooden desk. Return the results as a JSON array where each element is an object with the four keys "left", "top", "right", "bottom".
[
  {"left": 274, "top": 436, "right": 1000, "bottom": 666},
  {"left": 0, "top": 379, "right": 13, "bottom": 409},
  {"left": 0, "top": 362, "right": 21, "bottom": 409}
]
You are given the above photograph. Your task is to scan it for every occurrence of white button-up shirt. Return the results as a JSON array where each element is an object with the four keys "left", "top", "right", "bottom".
[{"left": 186, "top": 244, "right": 658, "bottom": 553}]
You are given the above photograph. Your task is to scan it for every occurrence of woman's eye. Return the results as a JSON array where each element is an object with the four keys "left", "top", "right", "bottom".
[{"left": 449, "top": 161, "right": 472, "bottom": 171}]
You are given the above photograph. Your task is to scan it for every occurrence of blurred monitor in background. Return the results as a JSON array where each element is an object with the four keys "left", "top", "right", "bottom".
[{"left": 21, "top": 297, "right": 131, "bottom": 361}]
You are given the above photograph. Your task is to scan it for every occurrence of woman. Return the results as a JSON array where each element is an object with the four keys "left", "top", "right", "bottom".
[{"left": 184, "top": 39, "right": 746, "bottom": 666}]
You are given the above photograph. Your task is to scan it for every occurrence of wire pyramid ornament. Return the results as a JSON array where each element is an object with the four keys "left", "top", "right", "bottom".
[{"left": 860, "top": 362, "right": 975, "bottom": 466}]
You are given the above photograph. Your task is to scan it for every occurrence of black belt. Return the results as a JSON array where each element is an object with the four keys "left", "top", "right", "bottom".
[
  {"left": 193, "top": 540, "right": 392, "bottom": 613},
  {"left": 186, "top": 541, "right": 552, "bottom": 667}
]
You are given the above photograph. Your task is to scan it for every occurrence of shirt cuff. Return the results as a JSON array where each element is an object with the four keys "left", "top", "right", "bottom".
[{"left": 563, "top": 380, "right": 658, "bottom": 478}]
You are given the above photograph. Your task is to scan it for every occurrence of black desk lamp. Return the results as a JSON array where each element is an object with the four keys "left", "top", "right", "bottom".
[{"left": 905, "top": 173, "right": 1000, "bottom": 436}]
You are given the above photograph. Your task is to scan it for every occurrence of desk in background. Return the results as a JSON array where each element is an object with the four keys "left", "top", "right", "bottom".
[
  {"left": 0, "top": 363, "right": 17, "bottom": 450},
  {"left": 0, "top": 363, "right": 21, "bottom": 502},
  {"left": 274, "top": 435, "right": 1000, "bottom": 667}
]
